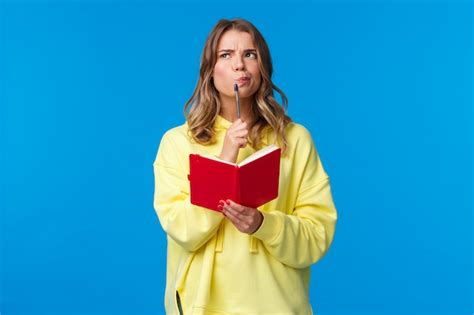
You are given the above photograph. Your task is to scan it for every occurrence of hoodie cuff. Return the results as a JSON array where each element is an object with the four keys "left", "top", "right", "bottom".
[{"left": 251, "top": 211, "right": 283, "bottom": 245}]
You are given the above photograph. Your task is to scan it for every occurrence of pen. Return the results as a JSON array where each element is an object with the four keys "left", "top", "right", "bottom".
[{"left": 234, "top": 83, "right": 240, "bottom": 120}]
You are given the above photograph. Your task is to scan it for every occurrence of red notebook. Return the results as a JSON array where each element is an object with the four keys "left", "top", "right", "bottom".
[{"left": 188, "top": 145, "right": 281, "bottom": 212}]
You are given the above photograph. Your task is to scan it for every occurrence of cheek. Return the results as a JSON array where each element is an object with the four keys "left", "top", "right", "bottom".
[
  {"left": 213, "top": 63, "right": 230, "bottom": 90},
  {"left": 252, "top": 71, "right": 262, "bottom": 88},
  {"left": 248, "top": 63, "right": 261, "bottom": 80},
  {"left": 253, "top": 71, "right": 262, "bottom": 84},
  {"left": 213, "top": 63, "right": 227, "bottom": 79}
]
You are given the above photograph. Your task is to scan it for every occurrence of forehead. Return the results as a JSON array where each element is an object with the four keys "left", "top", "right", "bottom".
[{"left": 217, "top": 30, "right": 255, "bottom": 49}]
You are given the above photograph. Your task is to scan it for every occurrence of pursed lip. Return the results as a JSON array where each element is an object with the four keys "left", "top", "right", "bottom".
[{"left": 236, "top": 76, "right": 250, "bottom": 83}]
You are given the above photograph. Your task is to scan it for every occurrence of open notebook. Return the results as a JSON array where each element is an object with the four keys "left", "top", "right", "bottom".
[{"left": 188, "top": 145, "right": 281, "bottom": 212}]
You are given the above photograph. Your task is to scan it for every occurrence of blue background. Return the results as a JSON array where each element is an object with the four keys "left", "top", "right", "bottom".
[{"left": 0, "top": 0, "right": 471, "bottom": 314}]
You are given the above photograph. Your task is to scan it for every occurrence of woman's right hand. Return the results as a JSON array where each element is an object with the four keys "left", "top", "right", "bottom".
[{"left": 219, "top": 119, "right": 248, "bottom": 163}]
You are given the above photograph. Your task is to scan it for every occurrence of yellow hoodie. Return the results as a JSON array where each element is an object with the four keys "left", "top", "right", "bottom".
[{"left": 153, "top": 115, "right": 337, "bottom": 315}]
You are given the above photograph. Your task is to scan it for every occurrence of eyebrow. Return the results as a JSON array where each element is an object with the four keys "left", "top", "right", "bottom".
[{"left": 218, "top": 49, "right": 257, "bottom": 53}]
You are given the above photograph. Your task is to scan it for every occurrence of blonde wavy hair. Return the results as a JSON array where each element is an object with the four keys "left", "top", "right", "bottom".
[{"left": 184, "top": 18, "right": 292, "bottom": 154}]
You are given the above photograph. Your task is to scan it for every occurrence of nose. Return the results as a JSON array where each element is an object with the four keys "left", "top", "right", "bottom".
[{"left": 232, "top": 55, "right": 245, "bottom": 71}]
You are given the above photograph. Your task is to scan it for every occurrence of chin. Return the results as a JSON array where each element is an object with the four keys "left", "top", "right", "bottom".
[
  {"left": 239, "top": 84, "right": 258, "bottom": 94},
  {"left": 239, "top": 92, "right": 256, "bottom": 99}
]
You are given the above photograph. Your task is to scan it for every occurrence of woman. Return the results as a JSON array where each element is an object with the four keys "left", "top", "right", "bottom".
[{"left": 153, "top": 18, "right": 337, "bottom": 315}]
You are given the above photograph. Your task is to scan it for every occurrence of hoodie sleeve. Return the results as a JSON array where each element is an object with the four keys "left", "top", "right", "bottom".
[
  {"left": 251, "top": 127, "right": 338, "bottom": 269},
  {"left": 153, "top": 132, "right": 224, "bottom": 252}
]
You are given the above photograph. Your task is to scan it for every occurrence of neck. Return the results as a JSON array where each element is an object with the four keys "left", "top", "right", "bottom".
[{"left": 219, "top": 95, "right": 254, "bottom": 124}]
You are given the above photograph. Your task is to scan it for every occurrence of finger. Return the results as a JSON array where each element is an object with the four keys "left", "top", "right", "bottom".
[
  {"left": 226, "top": 203, "right": 252, "bottom": 222},
  {"left": 232, "top": 123, "right": 248, "bottom": 133},
  {"left": 234, "top": 129, "right": 248, "bottom": 137},
  {"left": 224, "top": 207, "right": 253, "bottom": 233},
  {"left": 224, "top": 204, "right": 260, "bottom": 233},
  {"left": 229, "top": 135, "right": 247, "bottom": 145},
  {"left": 226, "top": 199, "right": 248, "bottom": 213},
  {"left": 223, "top": 205, "right": 244, "bottom": 225},
  {"left": 224, "top": 202, "right": 248, "bottom": 221},
  {"left": 223, "top": 203, "right": 241, "bottom": 218},
  {"left": 236, "top": 124, "right": 248, "bottom": 132},
  {"left": 231, "top": 119, "right": 247, "bottom": 129},
  {"left": 229, "top": 138, "right": 247, "bottom": 147},
  {"left": 231, "top": 139, "right": 247, "bottom": 148},
  {"left": 229, "top": 203, "right": 256, "bottom": 219},
  {"left": 235, "top": 119, "right": 247, "bottom": 127},
  {"left": 229, "top": 128, "right": 248, "bottom": 139}
]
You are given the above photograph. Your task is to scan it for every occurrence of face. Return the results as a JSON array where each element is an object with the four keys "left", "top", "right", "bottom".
[{"left": 212, "top": 30, "right": 262, "bottom": 100}]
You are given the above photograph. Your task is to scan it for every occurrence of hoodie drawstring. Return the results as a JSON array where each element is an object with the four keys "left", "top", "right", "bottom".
[{"left": 249, "top": 236, "right": 258, "bottom": 253}]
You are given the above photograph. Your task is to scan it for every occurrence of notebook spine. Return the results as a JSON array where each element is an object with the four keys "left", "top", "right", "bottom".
[{"left": 234, "top": 165, "right": 241, "bottom": 204}]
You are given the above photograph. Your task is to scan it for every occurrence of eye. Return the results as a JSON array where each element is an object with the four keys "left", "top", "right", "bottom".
[
  {"left": 245, "top": 52, "right": 257, "bottom": 59},
  {"left": 219, "top": 53, "right": 230, "bottom": 59}
]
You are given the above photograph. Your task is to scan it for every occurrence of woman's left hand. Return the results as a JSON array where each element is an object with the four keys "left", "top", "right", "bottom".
[{"left": 219, "top": 199, "right": 263, "bottom": 234}]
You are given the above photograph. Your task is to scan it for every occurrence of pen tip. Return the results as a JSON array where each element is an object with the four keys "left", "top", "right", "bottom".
[{"left": 234, "top": 83, "right": 238, "bottom": 92}]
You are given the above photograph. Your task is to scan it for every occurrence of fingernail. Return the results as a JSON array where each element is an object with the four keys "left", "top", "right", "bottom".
[
  {"left": 226, "top": 200, "right": 231, "bottom": 205},
  {"left": 218, "top": 205, "right": 223, "bottom": 211}
]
